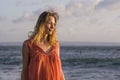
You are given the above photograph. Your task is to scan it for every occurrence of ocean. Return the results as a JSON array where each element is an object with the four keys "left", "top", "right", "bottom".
[{"left": 0, "top": 44, "right": 120, "bottom": 80}]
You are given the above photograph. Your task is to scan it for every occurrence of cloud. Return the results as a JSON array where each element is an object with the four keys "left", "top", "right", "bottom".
[
  {"left": 61, "top": 0, "right": 120, "bottom": 17},
  {"left": 14, "top": 0, "right": 97, "bottom": 21},
  {"left": 15, "top": 0, "right": 120, "bottom": 18},
  {"left": 95, "top": 0, "right": 120, "bottom": 10},
  {"left": 15, "top": 0, "right": 48, "bottom": 7},
  {"left": 12, "top": 12, "right": 36, "bottom": 23},
  {"left": 0, "top": 16, "right": 6, "bottom": 22},
  {"left": 12, "top": 0, "right": 120, "bottom": 27},
  {"left": 53, "top": 0, "right": 104, "bottom": 17},
  {"left": 15, "top": 0, "right": 34, "bottom": 7},
  {"left": 16, "top": 0, "right": 23, "bottom": 7}
]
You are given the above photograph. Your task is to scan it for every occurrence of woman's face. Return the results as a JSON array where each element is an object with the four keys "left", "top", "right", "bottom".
[{"left": 45, "top": 16, "right": 56, "bottom": 35}]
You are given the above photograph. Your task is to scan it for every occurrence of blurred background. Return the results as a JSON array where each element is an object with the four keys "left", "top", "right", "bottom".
[{"left": 0, "top": 0, "right": 120, "bottom": 80}]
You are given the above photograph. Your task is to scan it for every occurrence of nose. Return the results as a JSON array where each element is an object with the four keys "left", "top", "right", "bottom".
[{"left": 50, "top": 24, "right": 54, "bottom": 29}]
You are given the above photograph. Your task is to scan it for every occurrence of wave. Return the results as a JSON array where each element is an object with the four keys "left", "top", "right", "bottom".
[
  {"left": 1, "top": 57, "right": 120, "bottom": 68},
  {"left": 0, "top": 57, "right": 22, "bottom": 65},
  {"left": 0, "top": 45, "right": 120, "bottom": 67},
  {"left": 62, "top": 58, "right": 120, "bottom": 67}
]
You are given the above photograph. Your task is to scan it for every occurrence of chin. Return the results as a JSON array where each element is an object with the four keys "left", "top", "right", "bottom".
[
  {"left": 49, "top": 33, "right": 52, "bottom": 35},
  {"left": 47, "top": 32, "right": 52, "bottom": 35},
  {"left": 48, "top": 31, "right": 53, "bottom": 35}
]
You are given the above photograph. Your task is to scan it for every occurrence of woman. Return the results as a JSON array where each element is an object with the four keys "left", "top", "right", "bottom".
[{"left": 21, "top": 10, "right": 65, "bottom": 80}]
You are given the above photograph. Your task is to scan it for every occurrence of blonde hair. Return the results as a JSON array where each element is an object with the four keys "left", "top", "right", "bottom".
[{"left": 28, "top": 10, "right": 59, "bottom": 46}]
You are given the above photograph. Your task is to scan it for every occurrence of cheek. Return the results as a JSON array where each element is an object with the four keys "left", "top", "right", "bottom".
[
  {"left": 44, "top": 24, "right": 49, "bottom": 30},
  {"left": 46, "top": 24, "right": 51, "bottom": 28}
]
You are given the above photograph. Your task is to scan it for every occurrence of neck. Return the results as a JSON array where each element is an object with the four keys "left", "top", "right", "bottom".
[{"left": 41, "top": 33, "right": 49, "bottom": 44}]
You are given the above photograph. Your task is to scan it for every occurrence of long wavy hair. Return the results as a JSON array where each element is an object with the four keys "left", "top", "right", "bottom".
[{"left": 28, "top": 10, "right": 59, "bottom": 46}]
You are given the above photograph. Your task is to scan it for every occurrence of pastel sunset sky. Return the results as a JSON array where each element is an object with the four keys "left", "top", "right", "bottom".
[{"left": 0, "top": 0, "right": 120, "bottom": 43}]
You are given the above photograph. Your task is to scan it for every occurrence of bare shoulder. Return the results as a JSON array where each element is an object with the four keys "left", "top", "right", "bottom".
[
  {"left": 22, "top": 39, "right": 31, "bottom": 46},
  {"left": 22, "top": 40, "right": 30, "bottom": 68},
  {"left": 22, "top": 39, "right": 30, "bottom": 52},
  {"left": 22, "top": 40, "right": 27, "bottom": 47}
]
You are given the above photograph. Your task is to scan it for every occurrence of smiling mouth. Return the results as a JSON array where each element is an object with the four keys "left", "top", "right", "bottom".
[
  {"left": 48, "top": 29, "right": 52, "bottom": 34},
  {"left": 48, "top": 29, "right": 51, "bottom": 32}
]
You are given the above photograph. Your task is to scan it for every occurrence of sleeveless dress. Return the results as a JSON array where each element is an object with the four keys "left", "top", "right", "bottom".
[{"left": 24, "top": 39, "right": 64, "bottom": 80}]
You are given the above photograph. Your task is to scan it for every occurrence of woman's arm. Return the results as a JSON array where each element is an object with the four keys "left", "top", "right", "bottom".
[
  {"left": 21, "top": 41, "right": 29, "bottom": 80},
  {"left": 62, "top": 71, "right": 65, "bottom": 80}
]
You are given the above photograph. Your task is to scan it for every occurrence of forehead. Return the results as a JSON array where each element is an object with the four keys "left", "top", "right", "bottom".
[{"left": 47, "top": 16, "right": 55, "bottom": 22}]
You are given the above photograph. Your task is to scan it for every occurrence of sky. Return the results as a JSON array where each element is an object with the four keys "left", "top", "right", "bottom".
[{"left": 0, "top": 0, "right": 120, "bottom": 43}]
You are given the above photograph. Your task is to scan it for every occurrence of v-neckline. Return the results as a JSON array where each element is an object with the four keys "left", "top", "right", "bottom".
[
  {"left": 28, "top": 39, "right": 56, "bottom": 54},
  {"left": 34, "top": 43, "right": 55, "bottom": 54},
  {"left": 38, "top": 45, "right": 53, "bottom": 54}
]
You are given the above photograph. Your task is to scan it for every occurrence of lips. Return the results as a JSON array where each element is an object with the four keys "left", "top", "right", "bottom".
[
  {"left": 49, "top": 29, "right": 53, "bottom": 32},
  {"left": 48, "top": 29, "right": 51, "bottom": 32}
]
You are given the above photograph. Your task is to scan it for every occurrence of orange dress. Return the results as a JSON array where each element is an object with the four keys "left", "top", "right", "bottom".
[{"left": 25, "top": 39, "right": 64, "bottom": 80}]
